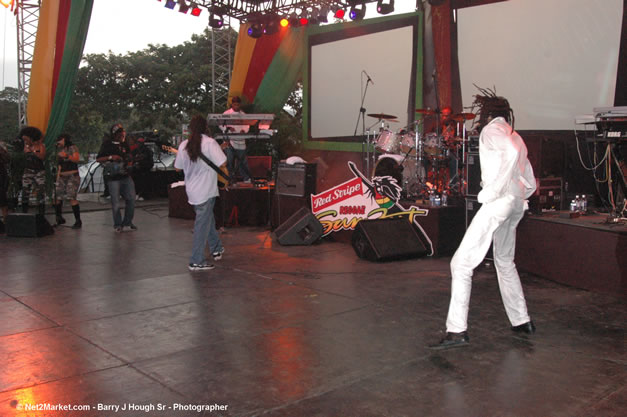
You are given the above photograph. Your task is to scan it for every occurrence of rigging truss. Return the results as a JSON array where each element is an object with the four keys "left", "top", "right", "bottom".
[{"left": 194, "top": 0, "right": 380, "bottom": 22}]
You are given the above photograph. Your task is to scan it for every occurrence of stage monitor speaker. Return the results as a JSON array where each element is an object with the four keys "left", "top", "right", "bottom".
[
  {"left": 274, "top": 206, "right": 323, "bottom": 246},
  {"left": 5, "top": 213, "right": 54, "bottom": 237},
  {"left": 465, "top": 152, "right": 481, "bottom": 196},
  {"left": 351, "top": 218, "right": 429, "bottom": 262},
  {"left": 276, "top": 163, "right": 316, "bottom": 197}
]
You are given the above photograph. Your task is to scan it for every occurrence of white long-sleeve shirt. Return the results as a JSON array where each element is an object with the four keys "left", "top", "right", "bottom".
[{"left": 477, "top": 117, "right": 536, "bottom": 204}]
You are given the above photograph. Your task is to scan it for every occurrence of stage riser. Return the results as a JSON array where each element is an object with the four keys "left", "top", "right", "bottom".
[{"left": 516, "top": 218, "right": 626, "bottom": 298}]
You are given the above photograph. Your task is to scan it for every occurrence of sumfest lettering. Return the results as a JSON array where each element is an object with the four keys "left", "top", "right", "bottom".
[{"left": 317, "top": 206, "right": 428, "bottom": 235}]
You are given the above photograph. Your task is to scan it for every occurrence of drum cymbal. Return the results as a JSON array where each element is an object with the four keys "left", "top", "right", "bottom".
[
  {"left": 453, "top": 112, "right": 475, "bottom": 120},
  {"left": 368, "top": 113, "right": 397, "bottom": 120},
  {"left": 415, "top": 108, "right": 436, "bottom": 115}
]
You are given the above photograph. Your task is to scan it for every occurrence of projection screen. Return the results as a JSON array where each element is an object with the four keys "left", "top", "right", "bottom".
[
  {"left": 306, "top": 14, "right": 421, "bottom": 147},
  {"left": 457, "top": 0, "right": 622, "bottom": 130}
]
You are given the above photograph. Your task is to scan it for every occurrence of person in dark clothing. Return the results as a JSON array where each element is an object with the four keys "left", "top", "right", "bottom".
[
  {"left": 96, "top": 124, "right": 136, "bottom": 232},
  {"left": 19, "top": 126, "right": 46, "bottom": 215},
  {"left": 129, "top": 135, "right": 153, "bottom": 200},
  {"left": 54, "top": 134, "right": 82, "bottom": 229}
]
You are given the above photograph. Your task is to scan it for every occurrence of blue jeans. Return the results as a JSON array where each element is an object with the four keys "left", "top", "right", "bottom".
[
  {"left": 226, "top": 147, "right": 251, "bottom": 181},
  {"left": 190, "top": 197, "right": 223, "bottom": 265},
  {"left": 108, "top": 176, "right": 135, "bottom": 228}
]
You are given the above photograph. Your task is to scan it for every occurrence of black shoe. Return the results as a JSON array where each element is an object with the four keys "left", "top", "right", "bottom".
[
  {"left": 56, "top": 216, "right": 66, "bottom": 226},
  {"left": 511, "top": 321, "right": 536, "bottom": 334},
  {"left": 71, "top": 220, "right": 82, "bottom": 229},
  {"left": 428, "top": 331, "right": 470, "bottom": 350}
]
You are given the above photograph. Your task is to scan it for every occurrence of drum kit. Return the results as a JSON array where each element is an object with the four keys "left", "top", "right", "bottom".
[{"left": 367, "top": 109, "right": 476, "bottom": 199}]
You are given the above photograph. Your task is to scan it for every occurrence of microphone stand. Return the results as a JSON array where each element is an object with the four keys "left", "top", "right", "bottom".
[{"left": 354, "top": 73, "right": 372, "bottom": 174}]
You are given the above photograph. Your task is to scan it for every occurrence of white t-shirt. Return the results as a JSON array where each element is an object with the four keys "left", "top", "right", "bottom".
[
  {"left": 222, "top": 108, "right": 248, "bottom": 150},
  {"left": 174, "top": 135, "right": 227, "bottom": 205}
]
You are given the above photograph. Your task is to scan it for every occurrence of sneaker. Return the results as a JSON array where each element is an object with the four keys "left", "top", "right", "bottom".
[
  {"left": 114, "top": 226, "right": 122, "bottom": 233},
  {"left": 125, "top": 224, "right": 138, "bottom": 231},
  {"left": 188, "top": 263, "right": 215, "bottom": 271},
  {"left": 212, "top": 248, "right": 225, "bottom": 260}
]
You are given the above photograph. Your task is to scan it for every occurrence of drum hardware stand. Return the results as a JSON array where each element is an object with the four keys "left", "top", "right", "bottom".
[{"left": 354, "top": 72, "right": 373, "bottom": 174}]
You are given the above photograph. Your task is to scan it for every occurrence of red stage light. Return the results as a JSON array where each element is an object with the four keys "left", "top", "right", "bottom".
[
  {"left": 280, "top": 18, "right": 289, "bottom": 27},
  {"left": 191, "top": 7, "right": 201, "bottom": 16},
  {"left": 334, "top": 9, "right": 345, "bottom": 19},
  {"left": 300, "top": 17, "right": 309, "bottom": 26}
]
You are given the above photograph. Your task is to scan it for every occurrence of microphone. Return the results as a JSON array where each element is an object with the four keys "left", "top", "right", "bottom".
[{"left": 363, "top": 70, "right": 374, "bottom": 85}]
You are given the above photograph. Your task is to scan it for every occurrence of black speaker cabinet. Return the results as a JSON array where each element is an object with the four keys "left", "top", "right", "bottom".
[
  {"left": 276, "top": 163, "right": 316, "bottom": 197},
  {"left": 274, "top": 206, "right": 323, "bottom": 246},
  {"left": 6, "top": 213, "right": 54, "bottom": 237},
  {"left": 465, "top": 152, "right": 481, "bottom": 196},
  {"left": 270, "top": 194, "right": 311, "bottom": 230},
  {"left": 351, "top": 218, "right": 429, "bottom": 262}
]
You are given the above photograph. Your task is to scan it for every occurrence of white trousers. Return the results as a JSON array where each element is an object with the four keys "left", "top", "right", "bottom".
[{"left": 446, "top": 195, "right": 531, "bottom": 333}]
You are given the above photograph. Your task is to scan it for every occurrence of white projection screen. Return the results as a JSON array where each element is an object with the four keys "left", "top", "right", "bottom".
[
  {"left": 457, "top": 0, "right": 623, "bottom": 130},
  {"left": 308, "top": 14, "right": 420, "bottom": 142}
]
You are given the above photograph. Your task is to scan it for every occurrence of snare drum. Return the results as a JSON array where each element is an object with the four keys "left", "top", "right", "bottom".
[{"left": 375, "top": 129, "right": 400, "bottom": 154}]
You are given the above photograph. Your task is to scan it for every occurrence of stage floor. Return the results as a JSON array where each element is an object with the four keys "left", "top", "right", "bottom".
[{"left": 0, "top": 200, "right": 625, "bottom": 417}]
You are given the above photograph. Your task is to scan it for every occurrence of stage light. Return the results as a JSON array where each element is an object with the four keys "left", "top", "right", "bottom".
[
  {"left": 334, "top": 8, "right": 345, "bottom": 19},
  {"left": 190, "top": 2, "right": 202, "bottom": 16},
  {"left": 178, "top": 0, "right": 190, "bottom": 14},
  {"left": 349, "top": 3, "right": 366, "bottom": 21},
  {"left": 299, "top": 16, "right": 309, "bottom": 26},
  {"left": 209, "top": 6, "right": 225, "bottom": 28},
  {"left": 164, "top": 0, "right": 176, "bottom": 10},
  {"left": 247, "top": 23, "right": 263, "bottom": 38},
  {"left": 377, "top": 0, "right": 394, "bottom": 15},
  {"left": 263, "top": 15, "right": 280, "bottom": 35},
  {"left": 288, "top": 14, "right": 301, "bottom": 28},
  {"left": 280, "top": 17, "right": 289, "bottom": 27},
  {"left": 317, "top": 7, "right": 329, "bottom": 24},
  {"left": 308, "top": 9, "right": 320, "bottom": 25}
]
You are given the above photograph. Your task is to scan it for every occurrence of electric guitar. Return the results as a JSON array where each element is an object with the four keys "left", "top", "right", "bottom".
[{"left": 162, "top": 145, "right": 230, "bottom": 189}]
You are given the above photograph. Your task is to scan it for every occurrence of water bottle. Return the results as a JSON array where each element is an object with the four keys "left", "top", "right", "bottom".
[
  {"left": 441, "top": 191, "right": 448, "bottom": 206},
  {"left": 569, "top": 199, "right": 577, "bottom": 212},
  {"left": 434, "top": 194, "right": 441, "bottom": 206},
  {"left": 575, "top": 195, "right": 581, "bottom": 211},
  {"left": 429, "top": 190, "right": 436, "bottom": 206},
  {"left": 581, "top": 194, "right": 587, "bottom": 213}
]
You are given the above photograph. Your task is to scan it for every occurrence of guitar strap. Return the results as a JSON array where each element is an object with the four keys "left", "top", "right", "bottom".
[{"left": 198, "top": 153, "right": 231, "bottom": 183}]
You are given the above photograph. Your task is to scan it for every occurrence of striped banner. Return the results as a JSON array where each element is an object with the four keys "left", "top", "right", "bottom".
[{"left": 26, "top": 0, "right": 93, "bottom": 149}]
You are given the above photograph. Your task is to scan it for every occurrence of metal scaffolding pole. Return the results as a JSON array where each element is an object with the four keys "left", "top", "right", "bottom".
[
  {"left": 210, "top": 18, "right": 234, "bottom": 113},
  {"left": 16, "top": 0, "right": 40, "bottom": 128}
]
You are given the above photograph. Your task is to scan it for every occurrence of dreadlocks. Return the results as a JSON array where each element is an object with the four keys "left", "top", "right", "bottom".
[{"left": 470, "top": 85, "right": 514, "bottom": 131}]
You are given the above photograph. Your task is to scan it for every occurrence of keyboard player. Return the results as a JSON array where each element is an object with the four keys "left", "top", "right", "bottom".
[{"left": 221, "top": 96, "right": 252, "bottom": 183}]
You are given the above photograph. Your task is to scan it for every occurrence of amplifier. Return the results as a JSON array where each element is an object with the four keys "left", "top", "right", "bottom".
[
  {"left": 276, "top": 163, "right": 316, "bottom": 197},
  {"left": 465, "top": 152, "right": 481, "bottom": 196},
  {"left": 529, "top": 176, "right": 562, "bottom": 213}
]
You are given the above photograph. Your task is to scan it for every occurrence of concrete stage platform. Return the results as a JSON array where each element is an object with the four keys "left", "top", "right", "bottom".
[{"left": 0, "top": 199, "right": 625, "bottom": 417}]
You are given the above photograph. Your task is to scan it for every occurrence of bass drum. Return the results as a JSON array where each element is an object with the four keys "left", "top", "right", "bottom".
[
  {"left": 401, "top": 158, "right": 426, "bottom": 198},
  {"left": 374, "top": 154, "right": 425, "bottom": 198},
  {"left": 374, "top": 154, "right": 404, "bottom": 187},
  {"left": 375, "top": 129, "right": 400, "bottom": 154}
]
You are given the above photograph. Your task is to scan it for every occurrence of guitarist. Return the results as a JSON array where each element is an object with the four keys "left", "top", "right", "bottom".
[{"left": 174, "top": 115, "right": 227, "bottom": 271}]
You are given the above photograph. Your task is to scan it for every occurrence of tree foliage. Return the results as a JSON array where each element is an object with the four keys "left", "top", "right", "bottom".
[
  {"left": 64, "top": 28, "right": 238, "bottom": 154},
  {"left": 2, "top": 27, "right": 304, "bottom": 160},
  {"left": 0, "top": 87, "right": 19, "bottom": 143}
]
